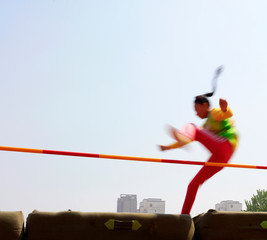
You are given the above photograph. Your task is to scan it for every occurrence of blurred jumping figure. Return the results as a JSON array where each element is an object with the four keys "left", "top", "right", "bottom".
[{"left": 160, "top": 95, "right": 238, "bottom": 214}]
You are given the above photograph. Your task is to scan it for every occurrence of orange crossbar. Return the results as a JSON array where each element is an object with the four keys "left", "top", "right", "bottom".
[
  {"left": 0, "top": 146, "right": 43, "bottom": 154},
  {"left": 204, "top": 162, "right": 257, "bottom": 169},
  {"left": 0, "top": 146, "right": 266, "bottom": 170},
  {"left": 99, "top": 154, "right": 162, "bottom": 163}
]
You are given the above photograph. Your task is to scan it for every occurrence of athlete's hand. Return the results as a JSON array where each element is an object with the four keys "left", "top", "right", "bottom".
[{"left": 219, "top": 98, "right": 228, "bottom": 112}]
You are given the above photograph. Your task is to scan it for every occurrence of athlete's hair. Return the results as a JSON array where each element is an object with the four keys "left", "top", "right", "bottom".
[
  {"left": 194, "top": 66, "right": 220, "bottom": 106},
  {"left": 194, "top": 95, "right": 210, "bottom": 106},
  {"left": 194, "top": 66, "right": 223, "bottom": 107},
  {"left": 194, "top": 89, "right": 214, "bottom": 105}
]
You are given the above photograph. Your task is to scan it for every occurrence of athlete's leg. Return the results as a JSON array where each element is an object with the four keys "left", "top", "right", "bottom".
[
  {"left": 181, "top": 158, "right": 223, "bottom": 214},
  {"left": 177, "top": 123, "right": 230, "bottom": 155},
  {"left": 195, "top": 127, "right": 230, "bottom": 155},
  {"left": 181, "top": 129, "right": 233, "bottom": 214}
]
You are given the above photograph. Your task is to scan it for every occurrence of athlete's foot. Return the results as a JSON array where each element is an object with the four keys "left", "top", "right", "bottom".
[{"left": 170, "top": 126, "right": 192, "bottom": 144}]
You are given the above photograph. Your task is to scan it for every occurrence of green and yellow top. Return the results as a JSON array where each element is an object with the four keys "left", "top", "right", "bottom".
[{"left": 203, "top": 107, "right": 238, "bottom": 151}]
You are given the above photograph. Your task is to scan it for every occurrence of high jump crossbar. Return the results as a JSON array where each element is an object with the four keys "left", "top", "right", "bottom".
[{"left": 0, "top": 146, "right": 266, "bottom": 170}]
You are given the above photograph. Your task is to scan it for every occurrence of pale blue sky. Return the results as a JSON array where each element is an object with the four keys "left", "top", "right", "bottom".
[{"left": 0, "top": 0, "right": 267, "bottom": 217}]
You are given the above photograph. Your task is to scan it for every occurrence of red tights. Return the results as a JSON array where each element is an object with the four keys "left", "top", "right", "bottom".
[{"left": 181, "top": 125, "right": 233, "bottom": 214}]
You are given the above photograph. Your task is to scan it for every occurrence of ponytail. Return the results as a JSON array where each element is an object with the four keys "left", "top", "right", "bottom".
[
  {"left": 194, "top": 66, "right": 224, "bottom": 105},
  {"left": 204, "top": 65, "right": 223, "bottom": 97},
  {"left": 199, "top": 65, "right": 224, "bottom": 98}
]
